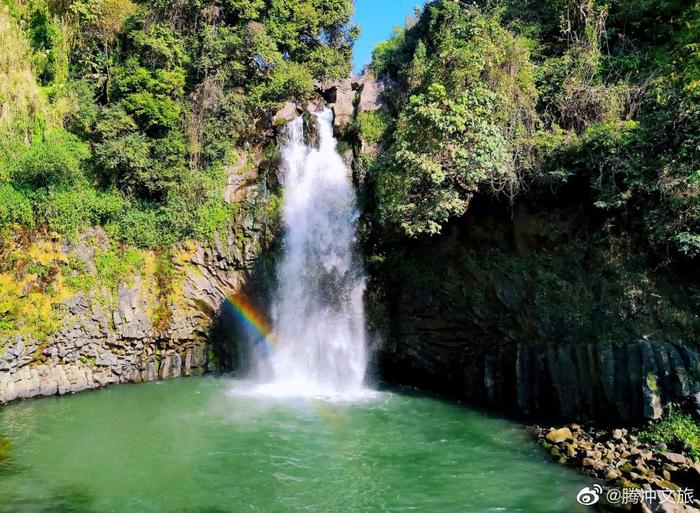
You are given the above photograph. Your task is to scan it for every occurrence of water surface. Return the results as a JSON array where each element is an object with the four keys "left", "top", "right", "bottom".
[{"left": 0, "top": 378, "right": 590, "bottom": 513}]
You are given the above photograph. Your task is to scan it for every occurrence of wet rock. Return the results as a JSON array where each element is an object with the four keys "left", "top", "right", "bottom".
[
  {"left": 313, "top": 78, "right": 355, "bottom": 132},
  {"left": 639, "top": 502, "right": 653, "bottom": 513},
  {"left": 657, "top": 502, "right": 692, "bottom": 513},
  {"left": 673, "top": 463, "right": 700, "bottom": 494},
  {"left": 142, "top": 360, "right": 158, "bottom": 382},
  {"left": 606, "top": 468, "right": 622, "bottom": 480},
  {"left": 0, "top": 205, "right": 267, "bottom": 404},
  {"left": 587, "top": 447, "right": 603, "bottom": 459},
  {"left": 645, "top": 388, "right": 664, "bottom": 420},
  {"left": 375, "top": 204, "right": 700, "bottom": 424},
  {"left": 546, "top": 427, "right": 573, "bottom": 443},
  {"left": 331, "top": 93, "right": 354, "bottom": 132},
  {"left": 537, "top": 422, "right": 700, "bottom": 512},
  {"left": 184, "top": 349, "right": 194, "bottom": 376},
  {"left": 225, "top": 152, "right": 259, "bottom": 204}
]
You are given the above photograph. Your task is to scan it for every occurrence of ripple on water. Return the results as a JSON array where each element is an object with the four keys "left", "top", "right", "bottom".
[
  {"left": 0, "top": 377, "right": 590, "bottom": 513},
  {"left": 226, "top": 378, "right": 383, "bottom": 404}
]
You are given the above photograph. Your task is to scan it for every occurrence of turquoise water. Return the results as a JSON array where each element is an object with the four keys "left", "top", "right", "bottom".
[{"left": 0, "top": 378, "right": 590, "bottom": 513}]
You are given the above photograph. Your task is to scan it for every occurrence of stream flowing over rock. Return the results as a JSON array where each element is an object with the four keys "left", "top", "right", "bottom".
[
  {"left": 0, "top": 74, "right": 385, "bottom": 405},
  {"left": 2, "top": 68, "right": 698, "bottom": 430},
  {"left": 250, "top": 110, "right": 368, "bottom": 396}
]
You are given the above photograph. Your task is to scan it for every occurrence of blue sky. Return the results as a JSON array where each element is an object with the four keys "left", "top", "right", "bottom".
[{"left": 351, "top": 0, "right": 428, "bottom": 74}]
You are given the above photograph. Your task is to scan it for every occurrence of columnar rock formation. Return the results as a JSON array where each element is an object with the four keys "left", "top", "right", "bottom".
[
  {"left": 372, "top": 203, "right": 700, "bottom": 422},
  {"left": 0, "top": 158, "right": 274, "bottom": 404}
]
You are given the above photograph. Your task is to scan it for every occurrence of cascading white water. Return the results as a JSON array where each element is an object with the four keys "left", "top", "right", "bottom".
[{"left": 255, "top": 108, "right": 367, "bottom": 397}]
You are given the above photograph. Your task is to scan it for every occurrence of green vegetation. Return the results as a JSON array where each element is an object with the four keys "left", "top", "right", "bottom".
[
  {"left": 355, "top": 110, "right": 389, "bottom": 146},
  {"left": 367, "top": 0, "right": 699, "bottom": 263},
  {"left": 0, "top": 231, "right": 195, "bottom": 343},
  {"left": 0, "top": 238, "right": 71, "bottom": 342},
  {"left": 0, "top": 0, "right": 358, "bottom": 343},
  {"left": 0, "top": 0, "right": 357, "bottom": 247},
  {"left": 370, "top": 5, "right": 534, "bottom": 235},
  {"left": 94, "top": 246, "right": 144, "bottom": 289},
  {"left": 646, "top": 373, "right": 659, "bottom": 394},
  {"left": 640, "top": 405, "right": 700, "bottom": 460}
]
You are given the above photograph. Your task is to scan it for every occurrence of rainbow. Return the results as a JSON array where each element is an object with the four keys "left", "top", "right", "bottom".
[{"left": 223, "top": 294, "right": 279, "bottom": 354}]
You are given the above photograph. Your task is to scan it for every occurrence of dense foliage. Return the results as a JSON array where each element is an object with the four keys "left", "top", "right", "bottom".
[
  {"left": 366, "top": 0, "right": 699, "bottom": 262},
  {"left": 640, "top": 404, "right": 700, "bottom": 460},
  {"left": 0, "top": 0, "right": 357, "bottom": 247}
]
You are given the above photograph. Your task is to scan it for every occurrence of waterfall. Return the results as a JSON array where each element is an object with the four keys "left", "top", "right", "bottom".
[{"left": 255, "top": 108, "right": 368, "bottom": 397}]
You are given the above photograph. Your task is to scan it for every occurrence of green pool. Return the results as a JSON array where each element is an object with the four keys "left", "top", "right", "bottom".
[{"left": 0, "top": 377, "right": 590, "bottom": 513}]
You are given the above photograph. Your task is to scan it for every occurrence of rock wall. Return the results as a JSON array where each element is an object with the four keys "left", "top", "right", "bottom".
[
  {"left": 0, "top": 154, "right": 277, "bottom": 404},
  {"left": 371, "top": 198, "right": 700, "bottom": 422},
  {"left": 274, "top": 70, "right": 384, "bottom": 135},
  {"left": 0, "top": 73, "right": 386, "bottom": 406}
]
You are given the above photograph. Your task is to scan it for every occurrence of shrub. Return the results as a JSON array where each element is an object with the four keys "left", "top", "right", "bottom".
[
  {"left": 14, "top": 129, "right": 89, "bottom": 187},
  {"left": 0, "top": 183, "right": 34, "bottom": 228},
  {"left": 368, "top": 4, "right": 536, "bottom": 236},
  {"left": 356, "top": 110, "right": 389, "bottom": 145},
  {"left": 0, "top": 241, "right": 68, "bottom": 341},
  {"left": 640, "top": 405, "right": 700, "bottom": 460},
  {"left": 376, "top": 83, "right": 513, "bottom": 236},
  {"left": 94, "top": 245, "right": 144, "bottom": 289},
  {"left": 252, "top": 61, "right": 314, "bottom": 105},
  {"left": 39, "top": 187, "right": 96, "bottom": 236},
  {"left": 0, "top": 0, "right": 358, "bottom": 250},
  {"left": 0, "top": 6, "right": 46, "bottom": 135},
  {"left": 38, "top": 186, "right": 127, "bottom": 237},
  {"left": 105, "top": 203, "right": 165, "bottom": 248}
]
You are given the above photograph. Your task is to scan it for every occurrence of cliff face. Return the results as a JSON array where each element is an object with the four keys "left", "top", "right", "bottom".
[
  {"left": 0, "top": 75, "right": 385, "bottom": 405},
  {"left": 369, "top": 197, "right": 700, "bottom": 422},
  {"left": 7, "top": 71, "right": 694, "bottom": 426},
  {"left": 0, "top": 154, "right": 277, "bottom": 404}
]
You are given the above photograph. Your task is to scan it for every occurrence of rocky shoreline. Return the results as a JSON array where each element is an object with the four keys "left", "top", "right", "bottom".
[{"left": 537, "top": 425, "right": 700, "bottom": 512}]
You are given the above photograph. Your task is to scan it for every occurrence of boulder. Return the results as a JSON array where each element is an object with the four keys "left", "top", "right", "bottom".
[
  {"left": 315, "top": 78, "right": 355, "bottom": 132},
  {"left": 656, "top": 503, "right": 693, "bottom": 513},
  {"left": 546, "top": 427, "right": 573, "bottom": 444},
  {"left": 606, "top": 468, "right": 622, "bottom": 480},
  {"left": 273, "top": 101, "right": 300, "bottom": 126},
  {"left": 662, "top": 452, "right": 687, "bottom": 466},
  {"left": 95, "top": 349, "right": 119, "bottom": 367}
]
